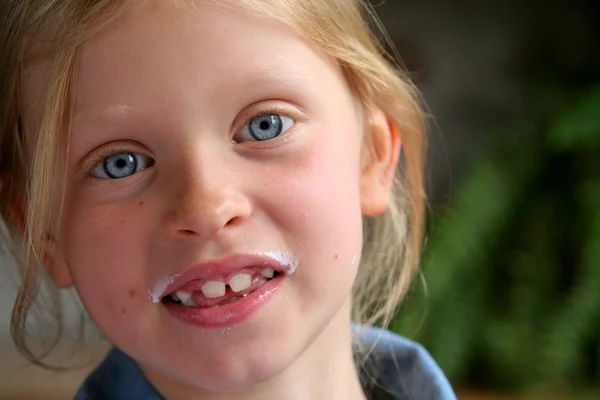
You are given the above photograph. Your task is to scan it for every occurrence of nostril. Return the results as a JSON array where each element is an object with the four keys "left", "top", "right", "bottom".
[
  {"left": 225, "top": 216, "right": 242, "bottom": 227},
  {"left": 165, "top": 192, "right": 252, "bottom": 239}
]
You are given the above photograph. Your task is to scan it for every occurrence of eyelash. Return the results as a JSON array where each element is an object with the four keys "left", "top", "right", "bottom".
[
  {"left": 233, "top": 105, "right": 302, "bottom": 143},
  {"left": 83, "top": 146, "right": 148, "bottom": 180},
  {"left": 82, "top": 105, "right": 304, "bottom": 179}
]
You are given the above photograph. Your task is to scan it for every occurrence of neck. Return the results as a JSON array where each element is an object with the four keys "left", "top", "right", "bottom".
[{"left": 146, "top": 300, "right": 366, "bottom": 400}]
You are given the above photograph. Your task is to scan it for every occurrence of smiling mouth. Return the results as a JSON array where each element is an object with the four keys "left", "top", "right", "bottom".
[{"left": 162, "top": 268, "right": 281, "bottom": 308}]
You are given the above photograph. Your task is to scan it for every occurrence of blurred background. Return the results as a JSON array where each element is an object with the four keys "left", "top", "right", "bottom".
[
  {"left": 379, "top": 1, "right": 600, "bottom": 399},
  {"left": 1, "top": 0, "right": 599, "bottom": 399}
]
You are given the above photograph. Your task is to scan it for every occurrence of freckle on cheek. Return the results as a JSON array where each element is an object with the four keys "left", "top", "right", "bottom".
[
  {"left": 139, "top": 201, "right": 144, "bottom": 206},
  {"left": 129, "top": 289, "right": 136, "bottom": 297},
  {"left": 334, "top": 254, "right": 339, "bottom": 260},
  {"left": 121, "top": 308, "right": 127, "bottom": 314}
]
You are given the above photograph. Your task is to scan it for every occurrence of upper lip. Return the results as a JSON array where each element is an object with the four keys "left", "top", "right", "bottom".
[{"left": 159, "top": 253, "right": 289, "bottom": 299}]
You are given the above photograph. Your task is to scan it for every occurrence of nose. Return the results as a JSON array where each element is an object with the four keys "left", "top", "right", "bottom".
[{"left": 163, "top": 164, "right": 252, "bottom": 240}]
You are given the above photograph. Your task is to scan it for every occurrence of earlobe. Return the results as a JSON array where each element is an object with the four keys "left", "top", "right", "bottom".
[
  {"left": 42, "top": 238, "right": 73, "bottom": 288},
  {"left": 10, "top": 201, "right": 73, "bottom": 288},
  {"left": 360, "top": 108, "right": 401, "bottom": 216}
]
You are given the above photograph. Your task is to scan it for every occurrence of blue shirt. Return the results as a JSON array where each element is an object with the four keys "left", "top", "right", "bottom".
[{"left": 75, "top": 325, "right": 456, "bottom": 400}]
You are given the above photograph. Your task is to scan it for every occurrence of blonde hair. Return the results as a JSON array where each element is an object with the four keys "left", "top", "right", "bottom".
[{"left": 0, "top": 0, "right": 425, "bottom": 365}]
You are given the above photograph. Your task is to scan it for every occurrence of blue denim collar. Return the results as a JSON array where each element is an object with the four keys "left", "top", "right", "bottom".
[{"left": 76, "top": 325, "right": 456, "bottom": 400}]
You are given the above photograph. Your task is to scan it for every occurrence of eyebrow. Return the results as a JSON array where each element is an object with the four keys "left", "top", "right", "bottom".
[
  {"left": 222, "top": 62, "right": 314, "bottom": 101},
  {"left": 71, "top": 60, "right": 315, "bottom": 127},
  {"left": 260, "top": 61, "right": 313, "bottom": 85},
  {"left": 72, "top": 104, "right": 133, "bottom": 126},
  {"left": 237, "top": 63, "right": 316, "bottom": 110}
]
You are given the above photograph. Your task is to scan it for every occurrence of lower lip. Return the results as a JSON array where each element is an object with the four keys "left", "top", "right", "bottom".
[{"left": 163, "top": 275, "right": 284, "bottom": 329}]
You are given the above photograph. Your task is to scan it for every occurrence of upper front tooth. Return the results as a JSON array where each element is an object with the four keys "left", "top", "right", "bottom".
[
  {"left": 261, "top": 268, "right": 275, "bottom": 279},
  {"left": 201, "top": 281, "right": 226, "bottom": 298},
  {"left": 174, "top": 291, "right": 195, "bottom": 306},
  {"left": 228, "top": 274, "right": 252, "bottom": 292}
]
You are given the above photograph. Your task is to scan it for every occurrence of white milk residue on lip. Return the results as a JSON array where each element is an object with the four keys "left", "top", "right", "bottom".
[
  {"left": 148, "top": 251, "right": 298, "bottom": 303},
  {"left": 257, "top": 250, "right": 299, "bottom": 275},
  {"left": 148, "top": 275, "right": 177, "bottom": 304}
]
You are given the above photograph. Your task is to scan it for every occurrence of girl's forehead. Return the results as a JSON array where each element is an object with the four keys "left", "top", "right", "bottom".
[
  {"left": 76, "top": 3, "right": 322, "bottom": 113},
  {"left": 77, "top": 0, "right": 315, "bottom": 67},
  {"left": 23, "top": 0, "right": 349, "bottom": 136}
]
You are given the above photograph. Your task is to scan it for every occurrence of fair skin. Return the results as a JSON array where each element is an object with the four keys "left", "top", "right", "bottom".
[{"left": 22, "top": 1, "right": 399, "bottom": 399}]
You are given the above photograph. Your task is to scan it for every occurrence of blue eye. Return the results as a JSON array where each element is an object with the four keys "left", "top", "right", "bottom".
[
  {"left": 92, "top": 151, "right": 154, "bottom": 179},
  {"left": 235, "top": 114, "right": 294, "bottom": 142}
]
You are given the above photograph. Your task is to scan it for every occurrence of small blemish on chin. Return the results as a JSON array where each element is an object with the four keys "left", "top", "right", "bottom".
[
  {"left": 139, "top": 201, "right": 144, "bottom": 206},
  {"left": 334, "top": 254, "right": 339, "bottom": 260},
  {"left": 129, "top": 289, "right": 136, "bottom": 298},
  {"left": 121, "top": 308, "right": 127, "bottom": 314}
]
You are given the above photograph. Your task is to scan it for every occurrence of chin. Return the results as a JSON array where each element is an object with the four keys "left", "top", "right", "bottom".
[{"left": 152, "top": 344, "right": 295, "bottom": 393}]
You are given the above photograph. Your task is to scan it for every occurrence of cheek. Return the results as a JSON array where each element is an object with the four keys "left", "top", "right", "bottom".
[
  {"left": 60, "top": 199, "right": 155, "bottom": 315},
  {"left": 293, "top": 126, "right": 363, "bottom": 241},
  {"left": 260, "top": 125, "right": 364, "bottom": 292}
]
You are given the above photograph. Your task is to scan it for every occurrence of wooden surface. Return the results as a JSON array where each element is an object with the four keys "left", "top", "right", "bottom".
[
  {"left": 457, "top": 391, "right": 522, "bottom": 400},
  {"left": 0, "top": 342, "right": 108, "bottom": 400}
]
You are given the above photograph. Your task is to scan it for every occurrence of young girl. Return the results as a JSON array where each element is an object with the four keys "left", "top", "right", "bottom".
[{"left": 0, "top": 0, "right": 456, "bottom": 399}]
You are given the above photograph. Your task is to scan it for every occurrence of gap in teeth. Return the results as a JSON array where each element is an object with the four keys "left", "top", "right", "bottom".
[
  {"left": 201, "top": 270, "right": 277, "bottom": 298},
  {"left": 169, "top": 270, "right": 278, "bottom": 305}
]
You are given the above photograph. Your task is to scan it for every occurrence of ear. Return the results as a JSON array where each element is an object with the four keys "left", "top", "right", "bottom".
[
  {"left": 10, "top": 200, "right": 73, "bottom": 288},
  {"left": 360, "top": 108, "right": 401, "bottom": 216}
]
